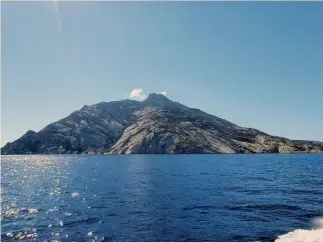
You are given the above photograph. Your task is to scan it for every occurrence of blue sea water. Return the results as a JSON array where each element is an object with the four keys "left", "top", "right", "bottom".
[{"left": 1, "top": 154, "right": 323, "bottom": 241}]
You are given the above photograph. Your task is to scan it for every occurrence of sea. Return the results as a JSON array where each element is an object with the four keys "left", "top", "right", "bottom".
[{"left": 1, "top": 154, "right": 323, "bottom": 242}]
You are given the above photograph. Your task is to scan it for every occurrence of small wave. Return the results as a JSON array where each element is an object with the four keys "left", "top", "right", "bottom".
[
  {"left": 71, "top": 192, "right": 79, "bottom": 198},
  {"left": 46, "top": 207, "right": 58, "bottom": 213},
  {"left": 6, "top": 228, "right": 38, "bottom": 240},
  {"left": 1, "top": 207, "right": 39, "bottom": 217},
  {"left": 228, "top": 204, "right": 302, "bottom": 212},
  {"left": 129, "top": 211, "right": 144, "bottom": 215},
  {"left": 275, "top": 217, "right": 323, "bottom": 242},
  {"left": 243, "top": 176, "right": 274, "bottom": 181},
  {"left": 182, "top": 205, "right": 219, "bottom": 211},
  {"left": 182, "top": 203, "right": 302, "bottom": 212},
  {"left": 245, "top": 204, "right": 301, "bottom": 210},
  {"left": 63, "top": 217, "right": 100, "bottom": 227},
  {"left": 291, "top": 188, "right": 323, "bottom": 195}
]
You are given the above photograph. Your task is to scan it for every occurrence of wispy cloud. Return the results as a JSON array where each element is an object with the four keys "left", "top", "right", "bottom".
[
  {"left": 130, "top": 88, "right": 146, "bottom": 99},
  {"left": 160, "top": 91, "right": 167, "bottom": 96}
]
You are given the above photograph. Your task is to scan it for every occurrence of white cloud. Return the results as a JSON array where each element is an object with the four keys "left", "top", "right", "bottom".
[
  {"left": 160, "top": 91, "right": 167, "bottom": 96},
  {"left": 130, "top": 88, "right": 146, "bottom": 99}
]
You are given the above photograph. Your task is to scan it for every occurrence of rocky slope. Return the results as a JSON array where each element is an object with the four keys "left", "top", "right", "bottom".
[{"left": 2, "top": 93, "right": 322, "bottom": 154}]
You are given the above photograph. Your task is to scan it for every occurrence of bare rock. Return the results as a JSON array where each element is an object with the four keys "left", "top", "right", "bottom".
[{"left": 2, "top": 93, "right": 322, "bottom": 154}]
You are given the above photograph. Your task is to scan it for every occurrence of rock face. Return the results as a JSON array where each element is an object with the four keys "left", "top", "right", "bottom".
[{"left": 2, "top": 93, "right": 322, "bottom": 154}]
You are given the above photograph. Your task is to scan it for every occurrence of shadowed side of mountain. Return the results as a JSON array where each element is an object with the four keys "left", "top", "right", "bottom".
[{"left": 107, "top": 106, "right": 323, "bottom": 154}]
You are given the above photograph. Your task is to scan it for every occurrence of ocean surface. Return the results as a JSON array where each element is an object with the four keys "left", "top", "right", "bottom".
[{"left": 1, "top": 154, "right": 323, "bottom": 242}]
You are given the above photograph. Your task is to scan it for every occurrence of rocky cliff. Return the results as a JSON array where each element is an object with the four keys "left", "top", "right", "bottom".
[{"left": 2, "top": 93, "right": 322, "bottom": 154}]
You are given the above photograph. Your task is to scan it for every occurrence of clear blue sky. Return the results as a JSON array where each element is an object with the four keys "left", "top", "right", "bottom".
[{"left": 2, "top": 2, "right": 323, "bottom": 145}]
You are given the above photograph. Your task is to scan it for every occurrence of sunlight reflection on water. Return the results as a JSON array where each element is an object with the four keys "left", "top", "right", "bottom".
[{"left": 1, "top": 154, "right": 323, "bottom": 241}]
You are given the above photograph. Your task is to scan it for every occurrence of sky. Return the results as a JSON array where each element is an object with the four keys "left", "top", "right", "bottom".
[{"left": 2, "top": 1, "right": 323, "bottom": 145}]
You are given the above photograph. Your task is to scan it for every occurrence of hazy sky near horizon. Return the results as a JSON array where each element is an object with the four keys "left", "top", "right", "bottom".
[{"left": 2, "top": 1, "right": 323, "bottom": 145}]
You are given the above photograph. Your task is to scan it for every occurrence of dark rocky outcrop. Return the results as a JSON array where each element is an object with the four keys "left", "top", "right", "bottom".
[{"left": 2, "top": 93, "right": 322, "bottom": 154}]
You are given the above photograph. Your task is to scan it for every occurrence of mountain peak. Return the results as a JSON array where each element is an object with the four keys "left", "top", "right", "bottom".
[
  {"left": 25, "top": 130, "right": 37, "bottom": 136},
  {"left": 147, "top": 92, "right": 168, "bottom": 99},
  {"left": 143, "top": 93, "right": 171, "bottom": 105}
]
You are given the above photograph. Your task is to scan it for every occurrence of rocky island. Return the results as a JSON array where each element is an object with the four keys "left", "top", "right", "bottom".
[{"left": 2, "top": 93, "right": 322, "bottom": 154}]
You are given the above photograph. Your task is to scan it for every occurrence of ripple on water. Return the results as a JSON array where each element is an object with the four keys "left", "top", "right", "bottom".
[
  {"left": 1, "top": 207, "right": 39, "bottom": 217},
  {"left": 47, "top": 207, "right": 59, "bottom": 213},
  {"left": 71, "top": 192, "right": 79, "bottom": 198},
  {"left": 6, "top": 228, "right": 38, "bottom": 240}
]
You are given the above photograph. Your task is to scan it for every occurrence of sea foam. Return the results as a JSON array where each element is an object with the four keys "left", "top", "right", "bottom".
[{"left": 275, "top": 218, "right": 323, "bottom": 242}]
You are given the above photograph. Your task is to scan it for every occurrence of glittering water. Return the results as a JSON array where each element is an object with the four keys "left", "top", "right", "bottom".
[{"left": 1, "top": 154, "right": 323, "bottom": 241}]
